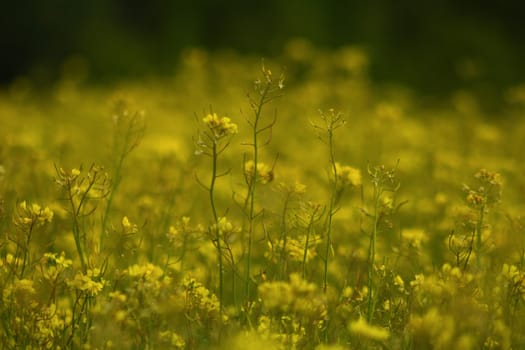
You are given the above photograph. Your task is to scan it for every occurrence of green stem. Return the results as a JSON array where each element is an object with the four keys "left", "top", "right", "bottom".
[
  {"left": 367, "top": 185, "right": 381, "bottom": 322},
  {"left": 19, "top": 222, "right": 35, "bottom": 278},
  {"left": 209, "top": 142, "right": 223, "bottom": 313},
  {"left": 68, "top": 186, "right": 87, "bottom": 273},
  {"left": 476, "top": 205, "right": 485, "bottom": 270},
  {"left": 324, "top": 128, "right": 337, "bottom": 293},
  {"left": 278, "top": 193, "right": 291, "bottom": 279},
  {"left": 100, "top": 152, "right": 125, "bottom": 251},
  {"left": 245, "top": 83, "right": 270, "bottom": 300},
  {"left": 302, "top": 207, "right": 318, "bottom": 279}
]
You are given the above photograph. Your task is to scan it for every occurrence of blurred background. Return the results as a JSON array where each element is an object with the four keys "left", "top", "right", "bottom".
[{"left": 1, "top": 0, "right": 524, "bottom": 101}]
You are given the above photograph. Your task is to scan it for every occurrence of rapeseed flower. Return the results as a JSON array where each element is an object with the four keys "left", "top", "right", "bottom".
[
  {"left": 348, "top": 317, "right": 389, "bottom": 341},
  {"left": 402, "top": 228, "right": 428, "bottom": 249},
  {"left": 121, "top": 215, "right": 139, "bottom": 234},
  {"left": 16, "top": 200, "right": 54, "bottom": 227},
  {"left": 68, "top": 272, "right": 105, "bottom": 296},
  {"left": 183, "top": 277, "right": 220, "bottom": 314},
  {"left": 203, "top": 113, "right": 238, "bottom": 139},
  {"left": 244, "top": 160, "right": 274, "bottom": 184},
  {"left": 334, "top": 162, "right": 362, "bottom": 186},
  {"left": 258, "top": 273, "right": 325, "bottom": 317},
  {"left": 409, "top": 307, "right": 455, "bottom": 348},
  {"left": 393, "top": 274, "right": 405, "bottom": 293},
  {"left": 127, "top": 263, "right": 164, "bottom": 280}
]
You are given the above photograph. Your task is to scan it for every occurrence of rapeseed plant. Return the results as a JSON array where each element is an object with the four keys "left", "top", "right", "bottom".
[
  {"left": 195, "top": 111, "right": 238, "bottom": 316},
  {"left": 10, "top": 201, "right": 54, "bottom": 277},
  {"left": 242, "top": 62, "right": 284, "bottom": 304},
  {"left": 311, "top": 108, "right": 347, "bottom": 293},
  {"left": 365, "top": 163, "right": 400, "bottom": 323},
  {"left": 54, "top": 164, "right": 110, "bottom": 273},
  {"left": 462, "top": 168, "right": 502, "bottom": 270},
  {"left": 101, "top": 99, "right": 145, "bottom": 250}
]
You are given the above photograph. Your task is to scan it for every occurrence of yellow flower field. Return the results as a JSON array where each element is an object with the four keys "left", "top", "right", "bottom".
[{"left": 1, "top": 46, "right": 525, "bottom": 349}]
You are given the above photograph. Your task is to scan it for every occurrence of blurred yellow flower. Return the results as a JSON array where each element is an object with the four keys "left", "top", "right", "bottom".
[
  {"left": 335, "top": 163, "right": 361, "bottom": 186},
  {"left": 348, "top": 317, "right": 389, "bottom": 341},
  {"left": 68, "top": 272, "right": 105, "bottom": 296},
  {"left": 244, "top": 160, "right": 274, "bottom": 184},
  {"left": 203, "top": 113, "right": 238, "bottom": 139}
]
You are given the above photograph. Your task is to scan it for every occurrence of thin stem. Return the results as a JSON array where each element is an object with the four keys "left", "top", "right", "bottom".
[
  {"left": 209, "top": 142, "right": 224, "bottom": 314},
  {"left": 19, "top": 221, "right": 35, "bottom": 278},
  {"left": 476, "top": 205, "right": 485, "bottom": 270},
  {"left": 367, "top": 183, "right": 381, "bottom": 322},
  {"left": 101, "top": 112, "right": 144, "bottom": 251},
  {"left": 278, "top": 193, "right": 291, "bottom": 279},
  {"left": 324, "top": 128, "right": 337, "bottom": 293},
  {"left": 302, "top": 206, "right": 320, "bottom": 279},
  {"left": 100, "top": 155, "right": 123, "bottom": 250},
  {"left": 245, "top": 82, "right": 270, "bottom": 300},
  {"left": 68, "top": 185, "right": 87, "bottom": 273}
]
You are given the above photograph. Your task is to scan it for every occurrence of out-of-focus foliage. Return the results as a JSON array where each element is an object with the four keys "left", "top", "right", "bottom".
[{"left": 2, "top": 1, "right": 525, "bottom": 101}]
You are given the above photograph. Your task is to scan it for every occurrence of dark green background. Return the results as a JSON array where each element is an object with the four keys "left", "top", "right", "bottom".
[{"left": 2, "top": 1, "right": 524, "bottom": 95}]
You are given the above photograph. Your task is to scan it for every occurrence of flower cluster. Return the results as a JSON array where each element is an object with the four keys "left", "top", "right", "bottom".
[
  {"left": 463, "top": 168, "right": 502, "bottom": 208},
  {"left": 258, "top": 273, "right": 326, "bottom": 317},
  {"left": 203, "top": 113, "right": 238, "bottom": 139},
  {"left": 182, "top": 277, "right": 221, "bottom": 319},
  {"left": 68, "top": 269, "right": 105, "bottom": 296},
  {"left": 14, "top": 201, "right": 54, "bottom": 228},
  {"left": 500, "top": 263, "right": 525, "bottom": 302},
  {"left": 335, "top": 162, "right": 362, "bottom": 187},
  {"left": 121, "top": 215, "right": 139, "bottom": 234},
  {"left": 244, "top": 160, "right": 274, "bottom": 184}
]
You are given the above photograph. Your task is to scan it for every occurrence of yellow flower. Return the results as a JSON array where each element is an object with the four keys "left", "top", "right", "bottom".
[
  {"left": 217, "top": 216, "right": 233, "bottom": 233},
  {"left": 181, "top": 216, "right": 191, "bottom": 226},
  {"left": 40, "top": 206, "right": 54, "bottom": 223},
  {"left": 258, "top": 273, "right": 325, "bottom": 316},
  {"left": 14, "top": 279, "right": 36, "bottom": 295},
  {"left": 122, "top": 216, "right": 131, "bottom": 229},
  {"left": 42, "top": 252, "right": 72, "bottom": 280},
  {"left": 127, "top": 263, "right": 164, "bottom": 280},
  {"left": 244, "top": 160, "right": 274, "bottom": 184},
  {"left": 402, "top": 228, "right": 428, "bottom": 249},
  {"left": 409, "top": 307, "right": 455, "bottom": 348},
  {"left": 170, "top": 333, "right": 185, "bottom": 348},
  {"left": 16, "top": 200, "right": 54, "bottom": 227},
  {"left": 6, "top": 253, "right": 15, "bottom": 264},
  {"left": 342, "top": 286, "right": 353, "bottom": 298},
  {"left": 394, "top": 275, "right": 405, "bottom": 293},
  {"left": 210, "top": 217, "right": 237, "bottom": 238},
  {"left": 203, "top": 113, "right": 238, "bottom": 139},
  {"left": 68, "top": 272, "right": 105, "bottom": 296},
  {"left": 293, "top": 181, "right": 307, "bottom": 193},
  {"left": 501, "top": 264, "right": 520, "bottom": 282},
  {"left": 55, "top": 252, "right": 73, "bottom": 268},
  {"left": 348, "top": 317, "right": 389, "bottom": 341},
  {"left": 475, "top": 168, "right": 502, "bottom": 186},
  {"left": 109, "top": 291, "right": 127, "bottom": 303},
  {"left": 183, "top": 277, "right": 220, "bottom": 314},
  {"left": 466, "top": 190, "right": 485, "bottom": 206},
  {"left": 115, "top": 310, "right": 127, "bottom": 322},
  {"left": 335, "top": 163, "right": 362, "bottom": 186},
  {"left": 121, "top": 216, "right": 138, "bottom": 234}
]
